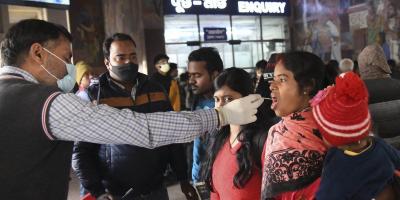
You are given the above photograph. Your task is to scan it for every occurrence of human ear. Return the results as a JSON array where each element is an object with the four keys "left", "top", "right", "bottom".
[
  {"left": 104, "top": 58, "right": 111, "bottom": 70},
  {"left": 30, "top": 43, "right": 45, "bottom": 64},
  {"left": 304, "top": 79, "right": 316, "bottom": 96}
]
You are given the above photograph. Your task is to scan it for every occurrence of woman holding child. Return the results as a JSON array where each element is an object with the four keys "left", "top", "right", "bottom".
[{"left": 261, "top": 52, "right": 328, "bottom": 200}]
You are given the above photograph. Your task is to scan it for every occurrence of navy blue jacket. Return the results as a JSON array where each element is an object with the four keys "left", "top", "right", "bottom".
[
  {"left": 317, "top": 137, "right": 400, "bottom": 200},
  {"left": 72, "top": 72, "right": 188, "bottom": 197}
]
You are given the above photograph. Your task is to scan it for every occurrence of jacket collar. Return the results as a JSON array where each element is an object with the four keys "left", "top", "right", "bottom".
[{"left": 99, "top": 72, "right": 148, "bottom": 96}]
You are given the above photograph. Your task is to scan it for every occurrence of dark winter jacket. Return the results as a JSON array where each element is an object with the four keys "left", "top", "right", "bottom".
[{"left": 72, "top": 72, "right": 188, "bottom": 197}]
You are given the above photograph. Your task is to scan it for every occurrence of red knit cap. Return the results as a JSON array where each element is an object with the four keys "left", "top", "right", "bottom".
[{"left": 310, "top": 72, "right": 371, "bottom": 146}]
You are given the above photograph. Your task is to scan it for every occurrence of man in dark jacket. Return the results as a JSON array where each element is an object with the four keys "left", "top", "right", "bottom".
[{"left": 72, "top": 33, "right": 196, "bottom": 200}]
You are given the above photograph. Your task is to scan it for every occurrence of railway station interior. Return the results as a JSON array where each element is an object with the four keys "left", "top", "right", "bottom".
[{"left": 1, "top": 0, "right": 400, "bottom": 199}]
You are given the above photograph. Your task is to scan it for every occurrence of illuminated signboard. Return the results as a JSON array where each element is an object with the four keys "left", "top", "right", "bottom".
[
  {"left": 164, "top": 0, "right": 289, "bottom": 15},
  {"left": 0, "top": 0, "right": 69, "bottom": 9},
  {"left": 25, "top": 0, "right": 69, "bottom": 5},
  {"left": 203, "top": 27, "right": 227, "bottom": 41}
]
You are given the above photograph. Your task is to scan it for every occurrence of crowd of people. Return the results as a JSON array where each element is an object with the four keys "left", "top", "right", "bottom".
[{"left": 1, "top": 19, "right": 400, "bottom": 200}]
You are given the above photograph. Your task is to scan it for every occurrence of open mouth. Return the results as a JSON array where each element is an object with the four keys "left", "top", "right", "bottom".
[{"left": 271, "top": 94, "right": 278, "bottom": 110}]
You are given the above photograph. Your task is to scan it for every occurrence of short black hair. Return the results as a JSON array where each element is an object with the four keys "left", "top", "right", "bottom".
[
  {"left": 0, "top": 19, "right": 72, "bottom": 67},
  {"left": 188, "top": 47, "right": 223, "bottom": 74},
  {"left": 277, "top": 51, "right": 326, "bottom": 96},
  {"left": 325, "top": 60, "right": 339, "bottom": 85},
  {"left": 153, "top": 53, "right": 169, "bottom": 65},
  {"left": 179, "top": 72, "right": 189, "bottom": 82},
  {"left": 169, "top": 62, "right": 177, "bottom": 70},
  {"left": 103, "top": 33, "right": 136, "bottom": 59},
  {"left": 255, "top": 59, "right": 267, "bottom": 70}
]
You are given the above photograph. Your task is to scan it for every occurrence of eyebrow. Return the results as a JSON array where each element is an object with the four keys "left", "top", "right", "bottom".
[
  {"left": 115, "top": 52, "right": 137, "bottom": 57},
  {"left": 115, "top": 54, "right": 128, "bottom": 57},
  {"left": 274, "top": 74, "right": 289, "bottom": 78},
  {"left": 213, "top": 94, "right": 233, "bottom": 98}
]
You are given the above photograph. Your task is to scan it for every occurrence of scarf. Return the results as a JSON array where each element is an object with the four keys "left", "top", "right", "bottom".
[{"left": 261, "top": 108, "right": 327, "bottom": 199}]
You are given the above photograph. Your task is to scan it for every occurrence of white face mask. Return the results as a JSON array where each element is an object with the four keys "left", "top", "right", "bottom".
[
  {"left": 40, "top": 48, "right": 76, "bottom": 92},
  {"left": 159, "top": 63, "right": 170, "bottom": 73}
]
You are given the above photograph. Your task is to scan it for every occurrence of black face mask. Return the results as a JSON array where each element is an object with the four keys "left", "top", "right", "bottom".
[{"left": 110, "top": 62, "right": 139, "bottom": 82}]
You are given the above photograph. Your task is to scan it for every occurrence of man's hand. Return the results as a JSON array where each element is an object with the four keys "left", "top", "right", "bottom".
[
  {"left": 180, "top": 181, "right": 199, "bottom": 200},
  {"left": 216, "top": 94, "right": 264, "bottom": 126}
]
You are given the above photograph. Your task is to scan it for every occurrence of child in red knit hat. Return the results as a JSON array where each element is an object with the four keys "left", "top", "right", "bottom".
[{"left": 311, "top": 72, "right": 400, "bottom": 199}]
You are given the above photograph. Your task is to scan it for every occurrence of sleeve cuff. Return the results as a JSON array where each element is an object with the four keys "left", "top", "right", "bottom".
[
  {"left": 42, "top": 91, "right": 62, "bottom": 140},
  {"left": 197, "top": 109, "right": 218, "bottom": 134}
]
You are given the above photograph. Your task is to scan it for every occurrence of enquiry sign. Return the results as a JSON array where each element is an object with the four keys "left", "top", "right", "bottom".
[
  {"left": 164, "top": 0, "right": 289, "bottom": 16},
  {"left": 238, "top": 1, "right": 286, "bottom": 14}
]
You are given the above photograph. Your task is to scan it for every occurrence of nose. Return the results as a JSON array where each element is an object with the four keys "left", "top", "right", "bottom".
[
  {"left": 189, "top": 76, "right": 195, "bottom": 85},
  {"left": 269, "top": 80, "right": 276, "bottom": 91},
  {"left": 219, "top": 100, "right": 227, "bottom": 108},
  {"left": 215, "top": 101, "right": 222, "bottom": 108},
  {"left": 126, "top": 56, "right": 137, "bottom": 64},
  {"left": 125, "top": 59, "right": 132, "bottom": 64}
]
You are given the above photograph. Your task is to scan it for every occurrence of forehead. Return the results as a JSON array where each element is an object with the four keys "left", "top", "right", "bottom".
[
  {"left": 214, "top": 85, "right": 233, "bottom": 95},
  {"left": 188, "top": 61, "right": 207, "bottom": 73},
  {"left": 214, "top": 85, "right": 242, "bottom": 97},
  {"left": 110, "top": 40, "right": 136, "bottom": 54},
  {"left": 157, "top": 58, "right": 168, "bottom": 64},
  {"left": 274, "top": 61, "right": 293, "bottom": 76}
]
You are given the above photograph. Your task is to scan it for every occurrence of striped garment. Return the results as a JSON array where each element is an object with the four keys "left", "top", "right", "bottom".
[{"left": 0, "top": 66, "right": 219, "bottom": 148}]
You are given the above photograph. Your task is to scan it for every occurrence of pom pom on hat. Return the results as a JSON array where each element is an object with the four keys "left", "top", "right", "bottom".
[
  {"left": 311, "top": 72, "right": 371, "bottom": 146},
  {"left": 335, "top": 72, "right": 368, "bottom": 103}
]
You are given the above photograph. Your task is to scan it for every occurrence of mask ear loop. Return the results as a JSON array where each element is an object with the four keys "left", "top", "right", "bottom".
[
  {"left": 39, "top": 64, "right": 60, "bottom": 80},
  {"left": 40, "top": 47, "right": 66, "bottom": 80},
  {"left": 43, "top": 47, "right": 68, "bottom": 65}
]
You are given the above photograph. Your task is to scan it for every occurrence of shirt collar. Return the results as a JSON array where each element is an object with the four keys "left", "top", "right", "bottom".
[{"left": 0, "top": 66, "right": 39, "bottom": 84}]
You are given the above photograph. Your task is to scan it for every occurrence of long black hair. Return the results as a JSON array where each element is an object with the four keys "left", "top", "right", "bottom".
[{"left": 204, "top": 67, "right": 271, "bottom": 190}]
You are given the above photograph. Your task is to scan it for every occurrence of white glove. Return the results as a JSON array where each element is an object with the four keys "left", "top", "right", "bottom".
[
  {"left": 216, "top": 94, "right": 264, "bottom": 126},
  {"left": 97, "top": 193, "right": 114, "bottom": 200}
]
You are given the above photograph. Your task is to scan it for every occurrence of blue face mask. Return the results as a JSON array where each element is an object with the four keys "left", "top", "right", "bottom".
[{"left": 40, "top": 48, "right": 76, "bottom": 92}]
